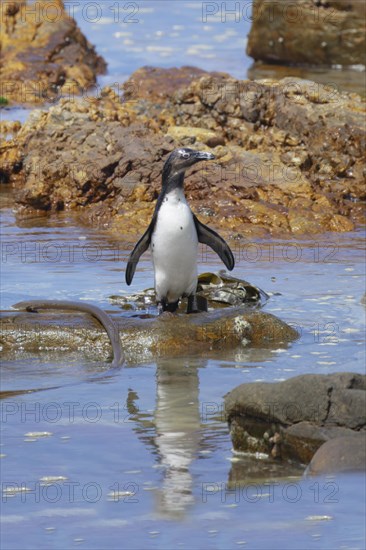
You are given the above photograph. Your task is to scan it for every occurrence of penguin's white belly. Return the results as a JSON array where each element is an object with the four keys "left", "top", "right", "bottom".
[{"left": 151, "top": 193, "right": 198, "bottom": 303}]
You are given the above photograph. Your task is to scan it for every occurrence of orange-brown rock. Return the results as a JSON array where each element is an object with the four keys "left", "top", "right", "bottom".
[
  {"left": 0, "top": 0, "right": 106, "bottom": 105},
  {"left": 122, "top": 65, "right": 228, "bottom": 103},
  {"left": 247, "top": 0, "right": 366, "bottom": 67},
  {"left": 2, "top": 69, "right": 365, "bottom": 236}
]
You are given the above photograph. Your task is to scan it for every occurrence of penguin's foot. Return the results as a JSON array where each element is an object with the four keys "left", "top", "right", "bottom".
[
  {"left": 187, "top": 295, "right": 208, "bottom": 314},
  {"left": 158, "top": 300, "right": 179, "bottom": 315}
]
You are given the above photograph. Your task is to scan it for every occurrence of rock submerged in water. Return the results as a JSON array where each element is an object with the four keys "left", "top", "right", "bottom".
[
  {"left": 2, "top": 67, "right": 364, "bottom": 234},
  {"left": 0, "top": 0, "right": 106, "bottom": 105},
  {"left": 307, "top": 434, "right": 366, "bottom": 475},
  {"left": 247, "top": 0, "right": 366, "bottom": 67},
  {"left": 224, "top": 373, "right": 366, "bottom": 474},
  {"left": 0, "top": 306, "right": 298, "bottom": 363},
  {"left": 111, "top": 272, "right": 269, "bottom": 311}
]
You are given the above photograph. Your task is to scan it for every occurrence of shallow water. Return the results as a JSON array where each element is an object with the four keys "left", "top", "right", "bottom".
[
  {"left": 74, "top": 0, "right": 365, "bottom": 96},
  {"left": 1, "top": 194, "right": 365, "bottom": 549},
  {"left": 1, "top": 3, "right": 366, "bottom": 549},
  {"left": 1, "top": 0, "right": 364, "bottom": 126}
]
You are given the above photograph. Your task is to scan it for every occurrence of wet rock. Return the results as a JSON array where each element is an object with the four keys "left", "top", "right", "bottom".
[
  {"left": 307, "top": 434, "right": 366, "bottom": 475},
  {"left": 112, "top": 272, "right": 268, "bottom": 311},
  {"left": 0, "top": 307, "right": 299, "bottom": 364},
  {"left": 224, "top": 373, "right": 366, "bottom": 472},
  {"left": 2, "top": 69, "right": 365, "bottom": 234},
  {"left": 197, "top": 271, "right": 268, "bottom": 307},
  {"left": 0, "top": 0, "right": 106, "bottom": 105},
  {"left": 247, "top": 0, "right": 366, "bottom": 66}
]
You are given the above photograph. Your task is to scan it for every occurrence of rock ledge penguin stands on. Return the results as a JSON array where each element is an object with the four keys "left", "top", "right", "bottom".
[{"left": 126, "top": 148, "right": 235, "bottom": 314}]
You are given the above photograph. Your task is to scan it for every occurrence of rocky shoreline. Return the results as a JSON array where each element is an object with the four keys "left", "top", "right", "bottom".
[
  {"left": 1, "top": 5, "right": 364, "bottom": 483},
  {"left": 1, "top": 67, "right": 365, "bottom": 238}
]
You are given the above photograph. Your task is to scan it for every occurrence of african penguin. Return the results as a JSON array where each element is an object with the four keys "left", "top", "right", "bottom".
[{"left": 125, "top": 148, "right": 235, "bottom": 313}]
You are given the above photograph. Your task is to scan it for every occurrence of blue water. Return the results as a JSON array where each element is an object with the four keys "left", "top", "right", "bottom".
[
  {"left": 1, "top": 203, "right": 365, "bottom": 549},
  {"left": 74, "top": 0, "right": 252, "bottom": 83},
  {"left": 1, "top": 2, "right": 366, "bottom": 549}
]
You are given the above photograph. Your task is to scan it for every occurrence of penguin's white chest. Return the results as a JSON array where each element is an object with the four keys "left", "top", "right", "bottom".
[{"left": 151, "top": 189, "right": 198, "bottom": 303}]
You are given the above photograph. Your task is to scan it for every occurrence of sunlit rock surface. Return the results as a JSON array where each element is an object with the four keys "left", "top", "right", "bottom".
[
  {"left": 224, "top": 373, "right": 366, "bottom": 473},
  {"left": 2, "top": 67, "right": 365, "bottom": 235},
  {"left": 0, "top": 0, "right": 106, "bottom": 105},
  {"left": 0, "top": 307, "right": 298, "bottom": 363}
]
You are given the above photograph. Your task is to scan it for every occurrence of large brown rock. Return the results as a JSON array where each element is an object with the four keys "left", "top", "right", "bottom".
[
  {"left": 307, "top": 434, "right": 366, "bottom": 475},
  {"left": 224, "top": 373, "right": 366, "bottom": 471},
  {"left": 2, "top": 69, "right": 365, "bottom": 236},
  {"left": 0, "top": 0, "right": 106, "bottom": 105},
  {"left": 0, "top": 307, "right": 299, "bottom": 364},
  {"left": 122, "top": 65, "right": 228, "bottom": 103},
  {"left": 247, "top": 0, "right": 366, "bottom": 66}
]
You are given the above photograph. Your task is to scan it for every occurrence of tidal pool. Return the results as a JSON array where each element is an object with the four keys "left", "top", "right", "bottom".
[
  {"left": 1, "top": 196, "right": 365, "bottom": 549},
  {"left": 1, "top": 2, "right": 365, "bottom": 548}
]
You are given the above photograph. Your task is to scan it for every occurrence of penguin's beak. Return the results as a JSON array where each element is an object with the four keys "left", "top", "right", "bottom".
[{"left": 194, "top": 151, "right": 215, "bottom": 161}]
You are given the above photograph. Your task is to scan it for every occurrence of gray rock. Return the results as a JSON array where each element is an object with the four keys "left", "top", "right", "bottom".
[
  {"left": 307, "top": 434, "right": 366, "bottom": 475},
  {"left": 225, "top": 373, "right": 366, "bottom": 469}
]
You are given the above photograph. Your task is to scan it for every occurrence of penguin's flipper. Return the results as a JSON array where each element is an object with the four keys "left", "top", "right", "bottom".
[
  {"left": 125, "top": 227, "right": 152, "bottom": 285},
  {"left": 193, "top": 215, "right": 235, "bottom": 271}
]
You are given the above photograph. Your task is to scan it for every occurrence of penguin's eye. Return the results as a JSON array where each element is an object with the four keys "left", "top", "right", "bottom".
[{"left": 181, "top": 152, "right": 190, "bottom": 159}]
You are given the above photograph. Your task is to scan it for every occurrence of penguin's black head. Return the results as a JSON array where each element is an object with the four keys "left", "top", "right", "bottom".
[{"left": 162, "top": 148, "right": 215, "bottom": 184}]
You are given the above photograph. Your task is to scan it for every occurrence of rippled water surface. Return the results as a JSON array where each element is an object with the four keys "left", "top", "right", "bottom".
[
  {"left": 1, "top": 199, "right": 365, "bottom": 549},
  {"left": 1, "top": 3, "right": 366, "bottom": 549}
]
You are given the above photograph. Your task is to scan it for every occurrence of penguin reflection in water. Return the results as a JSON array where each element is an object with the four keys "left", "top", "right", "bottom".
[{"left": 126, "top": 148, "right": 235, "bottom": 314}]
